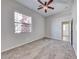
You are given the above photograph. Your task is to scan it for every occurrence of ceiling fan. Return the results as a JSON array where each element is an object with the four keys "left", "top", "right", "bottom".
[{"left": 37, "top": 0, "right": 54, "bottom": 13}]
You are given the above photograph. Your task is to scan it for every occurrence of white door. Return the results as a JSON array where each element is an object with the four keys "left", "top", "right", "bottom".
[{"left": 62, "top": 21, "right": 71, "bottom": 44}]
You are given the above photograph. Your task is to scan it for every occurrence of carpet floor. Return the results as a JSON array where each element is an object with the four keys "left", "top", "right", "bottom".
[{"left": 1, "top": 39, "right": 76, "bottom": 59}]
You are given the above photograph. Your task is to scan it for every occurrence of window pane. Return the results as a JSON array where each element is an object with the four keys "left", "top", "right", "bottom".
[
  {"left": 15, "top": 23, "right": 22, "bottom": 33},
  {"left": 21, "top": 23, "right": 31, "bottom": 32},
  {"left": 14, "top": 12, "right": 22, "bottom": 23},
  {"left": 22, "top": 15, "right": 32, "bottom": 24}
]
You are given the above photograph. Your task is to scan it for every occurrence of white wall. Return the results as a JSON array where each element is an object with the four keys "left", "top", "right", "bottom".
[
  {"left": 1, "top": 0, "right": 45, "bottom": 52},
  {"left": 45, "top": 10, "right": 72, "bottom": 40}
]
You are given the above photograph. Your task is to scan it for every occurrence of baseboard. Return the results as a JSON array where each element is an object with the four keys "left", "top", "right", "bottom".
[
  {"left": 1, "top": 36, "right": 59, "bottom": 53},
  {"left": 1, "top": 35, "right": 44, "bottom": 53}
]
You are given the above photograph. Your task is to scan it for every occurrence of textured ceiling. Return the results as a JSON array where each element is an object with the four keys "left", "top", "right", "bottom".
[{"left": 16, "top": 0, "right": 74, "bottom": 17}]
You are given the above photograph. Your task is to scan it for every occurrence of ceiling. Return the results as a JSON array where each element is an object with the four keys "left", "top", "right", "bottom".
[{"left": 16, "top": 0, "right": 74, "bottom": 17}]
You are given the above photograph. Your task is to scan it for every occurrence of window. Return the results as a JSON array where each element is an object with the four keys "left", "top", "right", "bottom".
[{"left": 14, "top": 12, "right": 32, "bottom": 33}]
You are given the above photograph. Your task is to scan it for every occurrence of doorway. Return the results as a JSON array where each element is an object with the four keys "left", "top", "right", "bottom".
[{"left": 62, "top": 21, "right": 73, "bottom": 45}]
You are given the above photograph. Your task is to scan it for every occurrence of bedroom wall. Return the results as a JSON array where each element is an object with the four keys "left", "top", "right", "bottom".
[
  {"left": 45, "top": 10, "right": 72, "bottom": 40},
  {"left": 1, "top": 0, "right": 45, "bottom": 52}
]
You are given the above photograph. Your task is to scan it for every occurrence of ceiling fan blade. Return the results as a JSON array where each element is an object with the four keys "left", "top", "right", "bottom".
[
  {"left": 38, "top": 7, "right": 43, "bottom": 10},
  {"left": 38, "top": 0, "right": 44, "bottom": 5},
  {"left": 45, "top": 9, "right": 47, "bottom": 13},
  {"left": 48, "top": 6, "right": 54, "bottom": 9},
  {"left": 45, "top": 2, "right": 47, "bottom": 5},
  {"left": 47, "top": 0, "right": 53, "bottom": 5}
]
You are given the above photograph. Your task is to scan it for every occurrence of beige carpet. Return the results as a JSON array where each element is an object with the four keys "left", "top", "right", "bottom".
[{"left": 1, "top": 39, "right": 76, "bottom": 59}]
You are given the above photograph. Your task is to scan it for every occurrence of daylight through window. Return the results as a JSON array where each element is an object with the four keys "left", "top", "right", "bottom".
[{"left": 14, "top": 12, "right": 32, "bottom": 33}]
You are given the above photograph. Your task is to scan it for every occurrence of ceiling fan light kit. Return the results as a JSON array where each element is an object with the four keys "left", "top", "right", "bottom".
[{"left": 37, "top": 0, "right": 54, "bottom": 13}]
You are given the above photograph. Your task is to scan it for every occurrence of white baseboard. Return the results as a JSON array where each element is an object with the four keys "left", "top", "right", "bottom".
[{"left": 1, "top": 35, "right": 44, "bottom": 53}]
